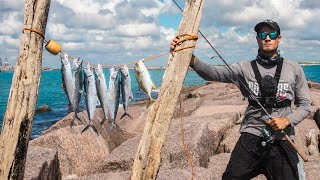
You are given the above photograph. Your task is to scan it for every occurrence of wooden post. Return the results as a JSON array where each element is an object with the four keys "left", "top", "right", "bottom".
[
  {"left": 0, "top": 0, "right": 51, "bottom": 179},
  {"left": 131, "top": 0, "right": 205, "bottom": 179}
]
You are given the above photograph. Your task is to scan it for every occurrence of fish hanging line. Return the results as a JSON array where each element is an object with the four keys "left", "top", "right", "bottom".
[
  {"left": 171, "top": 0, "right": 308, "bottom": 162},
  {"left": 22, "top": 27, "right": 197, "bottom": 70}
]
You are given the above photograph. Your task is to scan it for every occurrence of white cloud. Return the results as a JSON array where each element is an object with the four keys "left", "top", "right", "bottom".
[
  {"left": 116, "top": 23, "right": 158, "bottom": 37},
  {"left": 0, "top": 12, "right": 23, "bottom": 35}
]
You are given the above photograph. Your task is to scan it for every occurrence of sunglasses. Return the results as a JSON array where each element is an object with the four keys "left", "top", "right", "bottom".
[{"left": 257, "top": 31, "right": 279, "bottom": 40}]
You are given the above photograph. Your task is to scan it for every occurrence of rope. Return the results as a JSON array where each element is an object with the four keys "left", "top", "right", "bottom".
[
  {"left": 167, "top": 34, "right": 198, "bottom": 66},
  {"left": 180, "top": 95, "right": 195, "bottom": 180},
  {"left": 60, "top": 50, "right": 170, "bottom": 69},
  {"left": 23, "top": 28, "right": 46, "bottom": 41}
]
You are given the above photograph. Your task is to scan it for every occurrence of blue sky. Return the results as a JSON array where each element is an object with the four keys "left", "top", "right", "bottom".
[{"left": 0, "top": 0, "right": 319, "bottom": 68}]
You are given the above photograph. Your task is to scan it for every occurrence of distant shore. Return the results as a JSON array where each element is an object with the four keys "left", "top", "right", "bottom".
[{"left": 299, "top": 62, "right": 320, "bottom": 66}]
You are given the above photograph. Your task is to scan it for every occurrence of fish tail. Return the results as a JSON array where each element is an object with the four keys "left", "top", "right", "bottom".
[
  {"left": 70, "top": 113, "right": 83, "bottom": 128},
  {"left": 120, "top": 112, "right": 133, "bottom": 120},
  {"left": 67, "top": 103, "right": 73, "bottom": 113},
  {"left": 100, "top": 117, "right": 107, "bottom": 125},
  {"left": 146, "top": 97, "right": 155, "bottom": 108},
  {"left": 109, "top": 121, "right": 117, "bottom": 131},
  {"left": 81, "top": 123, "right": 99, "bottom": 135},
  {"left": 152, "top": 83, "right": 156, "bottom": 90}
]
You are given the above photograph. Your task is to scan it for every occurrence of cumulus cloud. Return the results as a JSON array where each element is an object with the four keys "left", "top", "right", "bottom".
[
  {"left": 0, "top": 0, "right": 319, "bottom": 67},
  {"left": 116, "top": 23, "right": 158, "bottom": 37}
]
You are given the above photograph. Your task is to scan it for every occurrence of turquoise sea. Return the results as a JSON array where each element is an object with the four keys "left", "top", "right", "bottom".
[{"left": 0, "top": 65, "right": 319, "bottom": 139}]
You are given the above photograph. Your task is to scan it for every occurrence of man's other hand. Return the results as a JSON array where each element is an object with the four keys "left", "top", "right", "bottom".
[
  {"left": 170, "top": 37, "right": 180, "bottom": 52},
  {"left": 268, "top": 117, "right": 291, "bottom": 131}
]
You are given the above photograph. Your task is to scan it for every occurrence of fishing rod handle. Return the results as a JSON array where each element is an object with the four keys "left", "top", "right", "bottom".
[{"left": 282, "top": 131, "right": 308, "bottom": 162}]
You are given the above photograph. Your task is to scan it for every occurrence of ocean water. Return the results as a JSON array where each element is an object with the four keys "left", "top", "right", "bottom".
[{"left": 0, "top": 65, "right": 319, "bottom": 139}]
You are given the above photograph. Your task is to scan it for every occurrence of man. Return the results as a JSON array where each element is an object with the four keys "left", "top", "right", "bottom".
[{"left": 170, "top": 20, "right": 311, "bottom": 179}]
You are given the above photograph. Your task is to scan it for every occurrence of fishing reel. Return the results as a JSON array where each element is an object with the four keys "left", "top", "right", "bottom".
[{"left": 261, "top": 128, "right": 274, "bottom": 147}]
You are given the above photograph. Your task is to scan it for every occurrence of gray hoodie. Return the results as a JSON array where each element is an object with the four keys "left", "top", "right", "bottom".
[{"left": 191, "top": 55, "right": 311, "bottom": 140}]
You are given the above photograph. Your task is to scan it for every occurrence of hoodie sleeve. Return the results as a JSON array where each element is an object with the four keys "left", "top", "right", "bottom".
[
  {"left": 286, "top": 65, "right": 311, "bottom": 126},
  {"left": 190, "top": 55, "right": 243, "bottom": 84}
]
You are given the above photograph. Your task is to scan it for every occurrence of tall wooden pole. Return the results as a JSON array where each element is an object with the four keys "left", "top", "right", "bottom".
[
  {"left": 0, "top": 0, "right": 51, "bottom": 179},
  {"left": 131, "top": 0, "right": 205, "bottom": 179}
]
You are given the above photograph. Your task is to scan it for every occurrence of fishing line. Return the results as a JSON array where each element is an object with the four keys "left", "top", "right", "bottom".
[
  {"left": 171, "top": 0, "right": 270, "bottom": 120},
  {"left": 171, "top": 0, "right": 308, "bottom": 162}
]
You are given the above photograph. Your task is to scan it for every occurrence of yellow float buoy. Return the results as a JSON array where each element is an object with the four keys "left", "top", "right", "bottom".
[{"left": 45, "top": 40, "right": 61, "bottom": 55}]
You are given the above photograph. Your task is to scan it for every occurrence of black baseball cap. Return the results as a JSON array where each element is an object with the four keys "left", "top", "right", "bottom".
[{"left": 254, "top": 20, "right": 280, "bottom": 34}]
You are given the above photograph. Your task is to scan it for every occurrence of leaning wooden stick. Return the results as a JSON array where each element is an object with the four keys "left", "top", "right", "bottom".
[
  {"left": 131, "top": 0, "right": 205, "bottom": 179},
  {"left": 282, "top": 131, "right": 308, "bottom": 162},
  {"left": 0, "top": 0, "right": 51, "bottom": 179}
]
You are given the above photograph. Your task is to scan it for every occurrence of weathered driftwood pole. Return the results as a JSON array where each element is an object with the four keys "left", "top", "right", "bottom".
[
  {"left": 0, "top": 0, "right": 51, "bottom": 179},
  {"left": 131, "top": 0, "right": 205, "bottom": 179}
]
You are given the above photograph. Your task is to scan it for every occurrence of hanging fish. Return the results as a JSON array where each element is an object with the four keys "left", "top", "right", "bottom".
[
  {"left": 93, "top": 64, "right": 112, "bottom": 125},
  {"left": 82, "top": 63, "right": 98, "bottom": 135},
  {"left": 120, "top": 64, "right": 133, "bottom": 120},
  {"left": 134, "top": 60, "right": 156, "bottom": 108},
  {"left": 71, "top": 58, "right": 83, "bottom": 127},
  {"left": 60, "top": 53, "right": 74, "bottom": 112},
  {"left": 108, "top": 66, "right": 121, "bottom": 129}
]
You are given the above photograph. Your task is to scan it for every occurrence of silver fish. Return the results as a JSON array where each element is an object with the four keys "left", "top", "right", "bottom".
[
  {"left": 134, "top": 60, "right": 156, "bottom": 107},
  {"left": 108, "top": 66, "right": 121, "bottom": 129},
  {"left": 120, "top": 64, "right": 133, "bottom": 119},
  {"left": 70, "top": 58, "right": 83, "bottom": 127},
  {"left": 61, "top": 53, "right": 74, "bottom": 112},
  {"left": 93, "top": 64, "right": 112, "bottom": 125},
  {"left": 82, "top": 63, "right": 98, "bottom": 134}
]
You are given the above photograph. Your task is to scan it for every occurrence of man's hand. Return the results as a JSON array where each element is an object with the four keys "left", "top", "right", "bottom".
[
  {"left": 268, "top": 117, "right": 291, "bottom": 131},
  {"left": 170, "top": 37, "right": 180, "bottom": 52}
]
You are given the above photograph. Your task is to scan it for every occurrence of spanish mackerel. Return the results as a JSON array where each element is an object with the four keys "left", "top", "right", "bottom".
[
  {"left": 82, "top": 63, "right": 98, "bottom": 134},
  {"left": 109, "top": 66, "right": 121, "bottom": 129},
  {"left": 70, "top": 58, "right": 83, "bottom": 127},
  {"left": 94, "top": 64, "right": 112, "bottom": 125},
  {"left": 120, "top": 65, "right": 133, "bottom": 119},
  {"left": 61, "top": 53, "right": 74, "bottom": 112}
]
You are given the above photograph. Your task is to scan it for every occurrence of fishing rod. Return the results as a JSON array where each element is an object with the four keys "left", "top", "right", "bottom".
[{"left": 172, "top": 0, "right": 308, "bottom": 162}]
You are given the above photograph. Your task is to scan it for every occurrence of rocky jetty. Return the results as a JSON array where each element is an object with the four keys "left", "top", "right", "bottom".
[{"left": 23, "top": 81, "right": 320, "bottom": 179}]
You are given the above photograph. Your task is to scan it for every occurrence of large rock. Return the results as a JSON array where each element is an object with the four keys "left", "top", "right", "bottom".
[
  {"left": 95, "top": 136, "right": 141, "bottom": 173},
  {"left": 75, "top": 171, "right": 131, "bottom": 180},
  {"left": 157, "top": 167, "right": 211, "bottom": 180},
  {"left": 24, "top": 146, "right": 61, "bottom": 180},
  {"left": 304, "top": 156, "right": 320, "bottom": 179},
  {"left": 295, "top": 118, "right": 320, "bottom": 157},
  {"left": 313, "top": 108, "right": 320, "bottom": 129},
  {"left": 217, "top": 124, "right": 241, "bottom": 153},
  {"left": 161, "top": 114, "right": 238, "bottom": 169},
  {"left": 30, "top": 126, "right": 110, "bottom": 176},
  {"left": 191, "top": 103, "right": 246, "bottom": 119},
  {"left": 208, "top": 153, "right": 231, "bottom": 179},
  {"left": 172, "top": 96, "right": 202, "bottom": 119},
  {"left": 95, "top": 114, "right": 239, "bottom": 173},
  {"left": 42, "top": 108, "right": 128, "bottom": 152},
  {"left": 308, "top": 81, "right": 320, "bottom": 90},
  {"left": 191, "top": 82, "right": 239, "bottom": 97}
]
